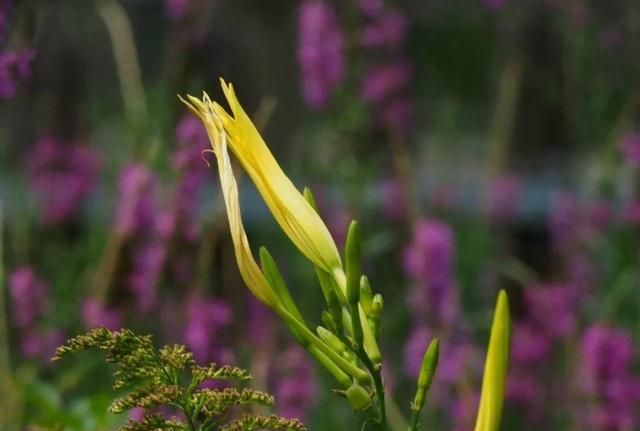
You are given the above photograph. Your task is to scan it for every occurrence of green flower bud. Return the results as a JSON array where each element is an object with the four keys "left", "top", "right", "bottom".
[
  {"left": 412, "top": 338, "right": 439, "bottom": 412},
  {"left": 345, "top": 221, "right": 361, "bottom": 305},
  {"left": 359, "top": 276, "right": 373, "bottom": 315},
  {"left": 327, "top": 289, "right": 344, "bottom": 337},
  {"left": 346, "top": 384, "right": 372, "bottom": 411},
  {"left": 321, "top": 311, "right": 336, "bottom": 332},
  {"left": 303, "top": 187, "right": 319, "bottom": 212},
  {"left": 473, "top": 290, "right": 510, "bottom": 431},
  {"left": 317, "top": 326, "right": 349, "bottom": 356},
  {"left": 371, "top": 294, "right": 384, "bottom": 318}
]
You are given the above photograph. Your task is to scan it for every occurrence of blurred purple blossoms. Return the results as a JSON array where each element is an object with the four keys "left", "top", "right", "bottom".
[
  {"left": 580, "top": 325, "right": 640, "bottom": 430},
  {"left": 273, "top": 346, "right": 317, "bottom": 421},
  {"left": 183, "top": 295, "right": 234, "bottom": 365},
  {"left": 358, "top": 1, "right": 413, "bottom": 134},
  {"left": 26, "top": 136, "right": 101, "bottom": 225},
  {"left": 297, "top": 1, "right": 345, "bottom": 110},
  {"left": 9, "top": 266, "right": 63, "bottom": 360}
]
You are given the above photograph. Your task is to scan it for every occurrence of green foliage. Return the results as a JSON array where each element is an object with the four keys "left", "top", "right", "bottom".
[{"left": 53, "top": 328, "right": 306, "bottom": 431}]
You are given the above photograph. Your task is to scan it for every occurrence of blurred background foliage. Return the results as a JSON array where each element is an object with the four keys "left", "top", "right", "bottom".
[{"left": 1, "top": 0, "right": 640, "bottom": 430}]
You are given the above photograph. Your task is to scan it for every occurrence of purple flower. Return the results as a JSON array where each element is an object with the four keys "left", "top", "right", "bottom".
[
  {"left": 0, "top": 0, "right": 12, "bottom": 39},
  {"left": 380, "top": 177, "right": 406, "bottom": 221},
  {"left": 587, "top": 200, "right": 613, "bottom": 233},
  {"left": 81, "top": 298, "right": 122, "bottom": 330},
  {"left": 403, "top": 219, "right": 458, "bottom": 323},
  {"left": 379, "top": 98, "right": 413, "bottom": 132},
  {"left": 361, "top": 61, "right": 413, "bottom": 104},
  {"left": 548, "top": 191, "right": 580, "bottom": 248},
  {"left": 297, "top": 1, "right": 345, "bottom": 109},
  {"left": 599, "top": 28, "right": 623, "bottom": 49},
  {"left": 580, "top": 324, "right": 640, "bottom": 430},
  {"left": 126, "top": 240, "right": 166, "bottom": 312},
  {"left": 484, "top": 176, "right": 521, "bottom": 222},
  {"left": 581, "top": 325, "right": 634, "bottom": 388},
  {"left": 0, "top": 48, "right": 34, "bottom": 99},
  {"left": 525, "top": 284, "right": 576, "bottom": 339},
  {"left": 9, "top": 266, "right": 48, "bottom": 328},
  {"left": 482, "top": 0, "right": 506, "bottom": 11},
  {"left": 622, "top": 200, "right": 640, "bottom": 226},
  {"left": 246, "top": 294, "right": 275, "bottom": 348},
  {"left": 165, "top": 0, "right": 189, "bottom": 21},
  {"left": 507, "top": 372, "right": 542, "bottom": 411},
  {"left": 20, "top": 328, "right": 65, "bottom": 361},
  {"left": 274, "top": 346, "right": 316, "bottom": 420},
  {"left": 510, "top": 323, "right": 551, "bottom": 364},
  {"left": 26, "top": 136, "right": 101, "bottom": 225},
  {"left": 162, "top": 114, "right": 211, "bottom": 243},
  {"left": 360, "top": 10, "right": 407, "bottom": 49},
  {"left": 183, "top": 295, "right": 233, "bottom": 364},
  {"left": 357, "top": 0, "right": 383, "bottom": 17},
  {"left": 404, "top": 326, "right": 430, "bottom": 377},
  {"left": 620, "top": 132, "right": 640, "bottom": 168},
  {"left": 405, "top": 326, "right": 479, "bottom": 383},
  {"left": 113, "top": 164, "right": 157, "bottom": 237},
  {"left": 450, "top": 393, "right": 479, "bottom": 431},
  {"left": 358, "top": 4, "right": 414, "bottom": 135}
]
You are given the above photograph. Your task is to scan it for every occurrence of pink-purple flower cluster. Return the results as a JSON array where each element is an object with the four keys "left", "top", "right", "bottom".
[
  {"left": 26, "top": 136, "right": 100, "bottom": 225},
  {"left": 403, "top": 219, "right": 483, "bottom": 430},
  {"left": 81, "top": 298, "right": 122, "bottom": 330},
  {"left": 183, "top": 295, "right": 234, "bottom": 365},
  {"left": 358, "top": 1, "right": 413, "bottom": 134},
  {"left": 112, "top": 162, "right": 165, "bottom": 312},
  {"left": 507, "top": 283, "right": 578, "bottom": 419},
  {"left": 403, "top": 219, "right": 458, "bottom": 325},
  {"left": 273, "top": 346, "right": 317, "bottom": 421},
  {"left": 9, "top": 266, "right": 63, "bottom": 360},
  {"left": 297, "top": 1, "right": 345, "bottom": 110},
  {"left": 165, "top": 0, "right": 189, "bottom": 21},
  {"left": 1, "top": 0, "right": 34, "bottom": 99},
  {"left": 0, "top": 48, "right": 34, "bottom": 99},
  {"left": 620, "top": 131, "right": 640, "bottom": 168},
  {"left": 114, "top": 163, "right": 157, "bottom": 238},
  {"left": 484, "top": 175, "right": 521, "bottom": 222},
  {"left": 580, "top": 325, "right": 640, "bottom": 430}
]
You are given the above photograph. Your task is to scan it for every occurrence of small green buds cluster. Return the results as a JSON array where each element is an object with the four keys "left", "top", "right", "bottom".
[
  {"left": 53, "top": 328, "right": 306, "bottom": 431},
  {"left": 295, "top": 189, "right": 387, "bottom": 420}
]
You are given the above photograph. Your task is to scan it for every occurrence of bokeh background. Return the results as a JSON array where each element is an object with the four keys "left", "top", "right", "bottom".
[{"left": 2, "top": 0, "right": 640, "bottom": 429}]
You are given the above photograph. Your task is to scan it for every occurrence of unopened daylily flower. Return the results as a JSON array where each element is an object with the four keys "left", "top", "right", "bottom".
[
  {"left": 180, "top": 88, "right": 373, "bottom": 386},
  {"left": 179, "top": 99, "right": 278, "bottom": 308},
  {"left": 184, "top": 80, "right": 342, "bottom": 277},
  {"left": 474, "top": 290, "right": 510, "bottom": 431}
]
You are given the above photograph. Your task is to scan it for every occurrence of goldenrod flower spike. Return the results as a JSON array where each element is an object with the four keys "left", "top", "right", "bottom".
[
  {"left": 187, "top": 103, "right": 278, "bottom": 308},
  {"left": 210, "top": 79, "right": 342, "bottom": 274},
  {"left": 474, "top": 290, "right": 511, "bottom": 431}
]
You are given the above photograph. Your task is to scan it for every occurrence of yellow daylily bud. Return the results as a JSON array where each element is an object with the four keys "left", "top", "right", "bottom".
[
  {"left": 179, "top": 95, "right": 278, "bottom": 308},
  {"left": 474, "top": 290, "right": 511, "bottom": 431},
  {"left": 195, "top": 80, "right": 342, "bottom": 274}
]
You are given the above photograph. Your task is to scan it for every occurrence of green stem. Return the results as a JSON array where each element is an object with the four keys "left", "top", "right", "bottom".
[
  {"left": 408, "top": 409, "right": 421, "bottom": 431},
  {"left": 356, "top": 349, "right": 388, "bottom": 431}
]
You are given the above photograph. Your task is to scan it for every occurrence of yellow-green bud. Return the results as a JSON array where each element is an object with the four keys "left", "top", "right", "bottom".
[
  {"left": 345, "top": 221, "right": 361, "bottom": 305},
  {"left": 321, "top": 311, "right": 335, "bottom": 332},
  {"left": 303, "top": 187, "right": 319, "bottom": 212},
  {"left": 371, "top": 294, "right": 383, "bottom": 318},
  {"left": 413, "top": 338, "right": 439, "bottom": 410},
  {"left": 317, "top": 326, "right": 349, "bottom": 356},
  {"left": 346, "top": 384, "right": 372, "bottom": 411},
  {"left": 360, "top": 276, "right": 373, "bottom": 315}
]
